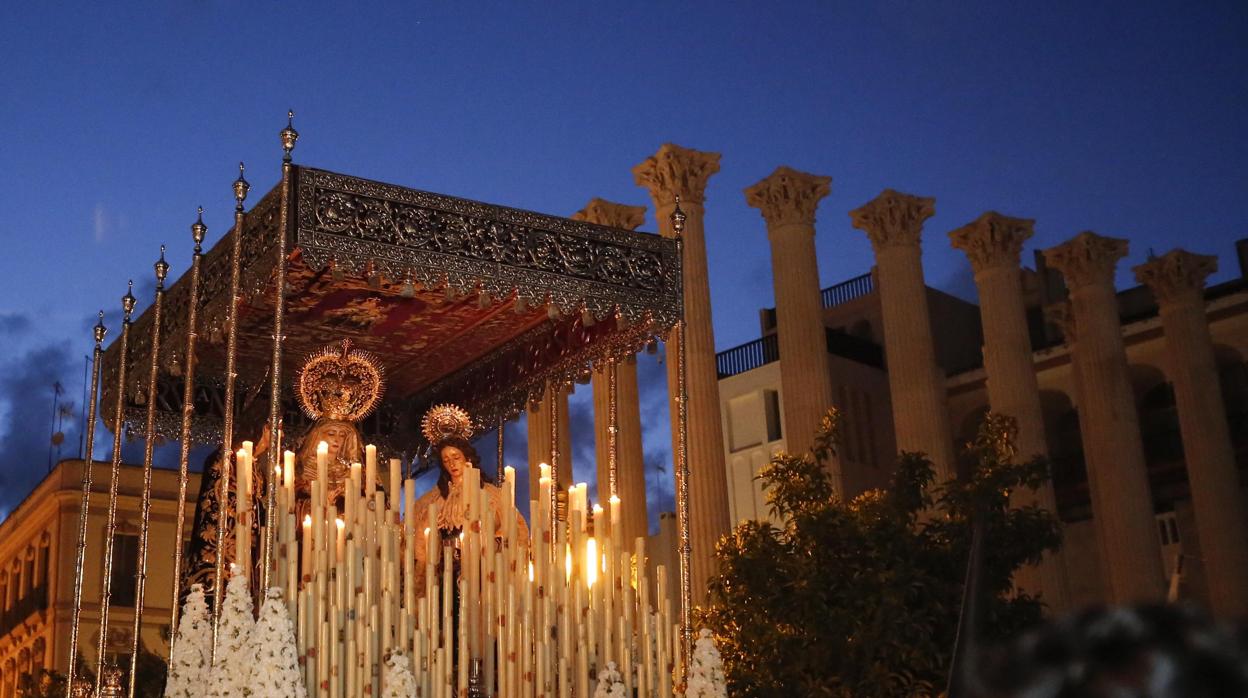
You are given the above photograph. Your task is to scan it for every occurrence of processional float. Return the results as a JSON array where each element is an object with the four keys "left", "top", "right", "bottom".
[{"left": 66, "top": 114, "right": 696, "bottom": 697}]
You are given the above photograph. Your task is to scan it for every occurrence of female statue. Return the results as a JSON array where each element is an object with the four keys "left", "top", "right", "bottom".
[
  {"left": 292, "top": 339, "right": 382, "bottom": 507},
  {"left": 410, "top": 404, "right": 528, "bottom": 568},
  {"left": 183, "top": 340, "right": 378, "bottom": 603}
]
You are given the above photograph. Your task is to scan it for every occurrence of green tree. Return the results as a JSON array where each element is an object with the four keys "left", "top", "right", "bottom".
[{"left": 701, "top": 410, "right": 1060, "bottom": 697}]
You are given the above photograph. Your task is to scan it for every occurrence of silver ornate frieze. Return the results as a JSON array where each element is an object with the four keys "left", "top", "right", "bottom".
[{"left": 295, "top": 167, "right": 682, "bottom": 326}]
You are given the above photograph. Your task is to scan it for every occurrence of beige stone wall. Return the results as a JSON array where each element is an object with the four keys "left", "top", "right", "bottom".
[{"left": 0, "top": 460, "right": 199, "bottom": 685}]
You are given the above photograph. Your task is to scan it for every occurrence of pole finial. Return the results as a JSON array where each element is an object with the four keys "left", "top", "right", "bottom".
[
  {"left": 234, "top": 162, "right": 250, "bottom": 211},
  {"left": 671, "top": 194, "right": 687, "bottom": 235},
  {"left": 94, "top": 310, "right": 107, "bottom": 344},
  {"left": 191, "top": 206, "right": 207, "bottom": 251},
  {"left": 281, "top": 109, "right": 299, "bottom": 162},
  {"left": 122, "top": 280, "right": 137, "bottom": 320},
  {"left": 155, "top": 245, "right": 169, "bottom": 287}
]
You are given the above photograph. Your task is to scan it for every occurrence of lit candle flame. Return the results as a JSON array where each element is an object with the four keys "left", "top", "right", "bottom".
[
  {"left": 335, "top": 518, "right": 345, "bottom": 530},
  {"left": 302, "top": 515, "right": 312, "bottom": 527},
  {"left": 586, "top": 538, "right": 598, "bottom": 588}
]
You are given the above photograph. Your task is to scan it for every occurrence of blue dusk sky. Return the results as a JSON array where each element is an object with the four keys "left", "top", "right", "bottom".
[{"left": 0, "top": 2, "right": 1244, "bottom": 524}]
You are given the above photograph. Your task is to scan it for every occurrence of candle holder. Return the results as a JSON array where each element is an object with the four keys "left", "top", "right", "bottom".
[{"left": 467, "top": 657, "right": 485, "bottom": 698}]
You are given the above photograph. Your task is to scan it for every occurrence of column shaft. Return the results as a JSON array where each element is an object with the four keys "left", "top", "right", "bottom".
[
  {"left": 526, "top": 384, "right": 572, "bottom": 497},
  {"left": 593, "top": 358, "right": 650, "bottom": 545},
  {"left": 634, "top": 143, "right": 731, "bottom": 606},
  {"left": 1046, "top": 233, "right": 1165, "bottom": 602},
  {"left": 574, "top": 198, "right": 651, "bottom": 543},
  {"left": 1137, "top": 252, "right": 1248, "bottom": 615},
  {"left": 851, "top": 190, "right": 955, "bottom": 480},
  {"left": 951, "top": 213, "right": 1068, "bottom": 607},
  {"left": 745, "top": 166, "right": 837, "bottom": 472},
  {"left": 876, "top": 245, "right": 955, "bottom": 477}
]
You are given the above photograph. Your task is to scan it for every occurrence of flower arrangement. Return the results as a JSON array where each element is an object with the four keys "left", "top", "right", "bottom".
[
  {"left": 245, "top": 588, "right": 308, "bottom": 698},
  {"left": 206, "top": 572, "right": 254, "bottom": 697},
  {"left": 381, "top": 649, "right": 418, "bottom": 698},
  {"left": 683, "top": 629, "right": 727, "bottom": 698},
  {"left": 163, "top": 584, "right": 211, "bottom": 698},
  {"left": 593, "top": 661, "right": 627, "bottom": 698}
]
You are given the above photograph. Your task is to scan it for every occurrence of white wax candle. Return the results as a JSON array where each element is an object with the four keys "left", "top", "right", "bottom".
[
  {"left": 365, "top": 444, "right": 378, "bottom": 498},
  {"left": 301, "top": 515, "right": 312, "bottom": 580},
  {"left": 389, "top": 458, "right": 402, "bottom": 512},
  {"left": 284, "top": 450, "right": 295, "bottom": 493},
  {"left": 316, "top": 441, "right": 329, "bottom": 489}
]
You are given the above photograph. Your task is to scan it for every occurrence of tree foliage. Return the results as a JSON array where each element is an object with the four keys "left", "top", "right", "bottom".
[{"left": 701, "top": 410, "right": 1061, "bottom": 697}]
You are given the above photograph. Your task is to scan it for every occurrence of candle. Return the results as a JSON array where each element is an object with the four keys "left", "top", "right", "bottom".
[
  {"left": 389, "top": 458, "right": 402, "bottom": 512},
  {"left": 316, "top": 441, "right": 329, "bottom": 491},
  {"left": 365, "top": 444, "right": 378, "bottom": 498},
  {"left": 335, "top": 518, "right": 345, "bottom": 563},
  {"left": 350, "top": 462, "right": 362, "bottom": 502},
  {"left": 284, "top": 450, "right": 296, "bottom": 495},
  {"left": 302, "top": 515, "right": 313, "bottom": 580}
]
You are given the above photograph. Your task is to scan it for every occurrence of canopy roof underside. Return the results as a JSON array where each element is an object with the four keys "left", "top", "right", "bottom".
[{"left": 101, "top": 166, "right": 682, "bottom": 449}]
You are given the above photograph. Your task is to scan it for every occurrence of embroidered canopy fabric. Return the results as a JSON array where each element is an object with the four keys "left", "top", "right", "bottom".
[{"left": 100, "top": 166, "right": 682, "bottom": 447}]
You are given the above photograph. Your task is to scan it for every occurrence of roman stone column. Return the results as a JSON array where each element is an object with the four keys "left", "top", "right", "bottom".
[
  {"left": 1044, "top": 232, "right": 1165, "bottom": 602},
  {"left": 573, "top": 198, "right": 651, "bottom": 545},
  {"left": 849, "top": 190, "right": 956, "bottom": 480},
  {"left": 950, "top": 212, "right": 1069, "bottom": 608},
  {"left": 744, "top": 167, "right": 841, "bottom": 482},
  {"left": 633, "top": 143, "right": 730, "bottom": 605},
  {"left": 1135, "top": 250, "right": 1248, "bottom": 615},
  {"left": 527, "top": 383, "right": 573, "bottom": 497}
]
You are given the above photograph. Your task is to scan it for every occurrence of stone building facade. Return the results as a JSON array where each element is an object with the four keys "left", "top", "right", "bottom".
[
  {"left": 0, "top": 461, "right": 198, "bottom": 694},
  {"left": 717, "top": 229, "right": 1248, "bottom": 615}
]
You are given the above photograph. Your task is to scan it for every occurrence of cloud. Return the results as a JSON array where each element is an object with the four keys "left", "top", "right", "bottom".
[
  {"left": 93, "top": 203, "right": 109, "bottom": 243},
  {"left": 0, "top": 340, "right": 83, "bottom": 518},
  {"left": 0, "top": 312, "right": 33, "bottom": 336}
]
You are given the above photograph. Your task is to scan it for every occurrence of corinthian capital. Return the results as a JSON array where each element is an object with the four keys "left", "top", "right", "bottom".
[
  {"left": 1133, "top": 249, "right": 1217, "bottom": 307},
  {"left": 1042, "top": 232, "right": 1128, "bottom": 291},
  {"left": 632, "top": 143, "right": 721, "bottom": 207},
  {"left": 744, "top": 166, "right": 832, "bottom": 229},
  {"left": 949, "top": 211, "right": 1034, "bottom": 272},
  {"left": 848, "top": 189, "right": 936, "bottom": 251},
  {"left": 572, "top": 198, "right": 647, "bottom": 231}
]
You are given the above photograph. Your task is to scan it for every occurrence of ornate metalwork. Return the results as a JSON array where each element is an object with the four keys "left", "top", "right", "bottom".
[
  {"left": 129, "top": 251, "right": 166, "bottom": 698},
  {"left": 97, "top": 283, "right": 134, "bottom": 693},
  {"left": 169, "top": 210, "right": 206, "bottom": 649},
  {"left": 65, "top": 313, "right": 105, "bottom": 698},
  {"left": 100, "top": 164, "right": 681, "bottom": 452},
  {"left": 296, "top": 167, "right": 681, "bottom": 325},
  {"left": 212, "top": 165, "right": 248, "bottom": 661}
]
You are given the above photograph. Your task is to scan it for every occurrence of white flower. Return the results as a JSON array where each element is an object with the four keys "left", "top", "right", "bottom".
[
  {"left": 593, "top": 661, "right": 627, "bottom": 698},
  {"left": 682, "top": 629, "right": 728, "bottom": 698},
  {"left": 245, "top": 587, "right": 308, "bottom": 698},
  {"left": 164, "top": 584, "right": 211, "bottom": 698},
  {"left": 381, "top": 649, "right": 418, "bottom": 698},
  {"left": 206, "top": 573, "right": 254, "bottom": 698}
]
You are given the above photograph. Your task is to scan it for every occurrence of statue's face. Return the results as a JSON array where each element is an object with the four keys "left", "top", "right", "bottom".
[
  {"left": 320, "top": 422, "right": 352, "bottom": 461},
  {"left": 441, "top": 445, "right": 468, "bottom": 484}
]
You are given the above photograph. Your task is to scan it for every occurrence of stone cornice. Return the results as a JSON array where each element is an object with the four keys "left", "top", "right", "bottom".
[
  {"left": 743, "top": 166, "right": 832, "bottom": 229},
  {"left": 571, "top": 198, "right": 646, "bottom": 231},
  {"left": 631, "top": 143, "right": 721, "bottom": 207},
  {"left": 1042, "top": 231, "right": 1128, "bottom": 290},
  {"left": 949, "top": 211, "right": 1034, "bottom": 271},
  {"left": 848, "top": 188, "right": 935, "bottom": 251},
  {"left": 1133, "top": 249, "right": 1217, "bottom": 307}
]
